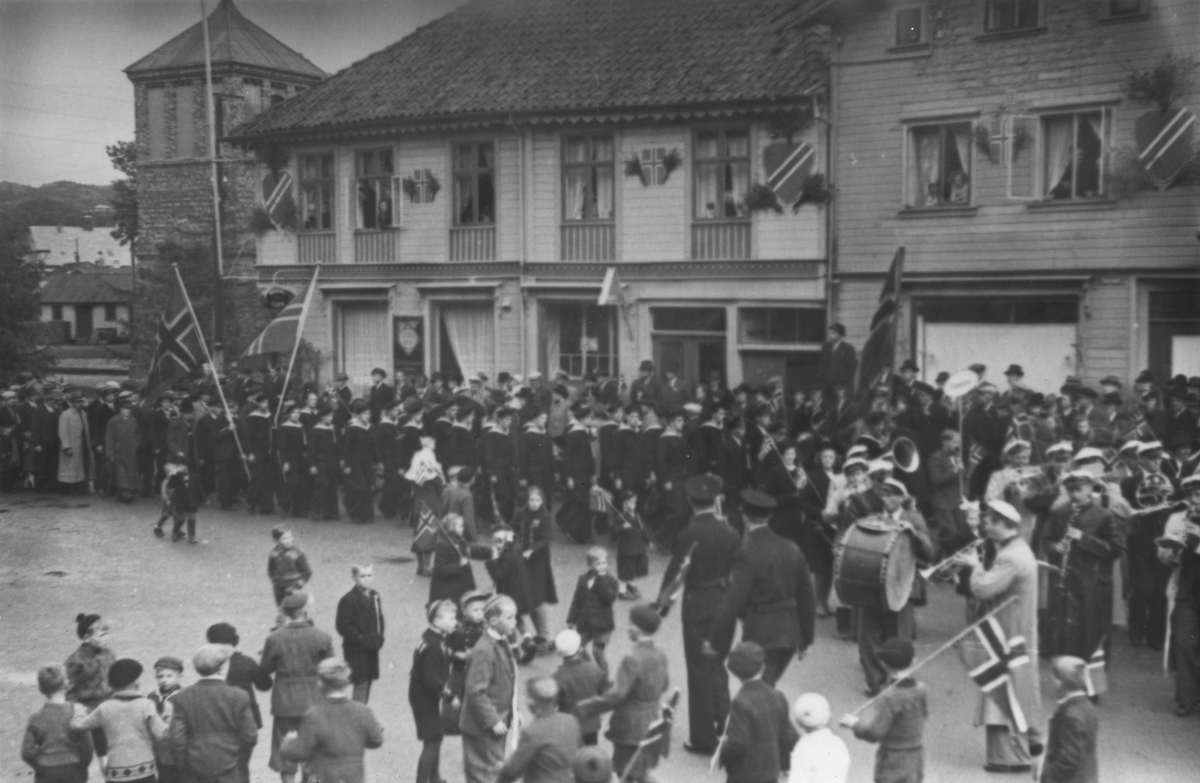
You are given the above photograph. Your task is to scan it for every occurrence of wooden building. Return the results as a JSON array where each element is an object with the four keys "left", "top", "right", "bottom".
[
  {"left": 807, "top": 0, "right": 1200, "bottom": 391},
  {"left": 228, "top": 0, "right": 832, "bottom": 395}
]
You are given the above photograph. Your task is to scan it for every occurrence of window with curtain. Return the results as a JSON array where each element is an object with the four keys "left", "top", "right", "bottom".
[
  {"left": 905, "top": 122, "right": 972, "bottom": 207},
  {"left": 439, "top": 302, "right": 494, "bottom": 379},
  {"left": 454, "top": 142, "right": 496, "bottom": 225},
  {"left": 356, "top": 149, "right": 396, "bottom": 229},
  {"left": 694, "top": 129, "right": 750, "bottom": 220},
  {"left": 549, "top": 303, "right": 616, "bottom": 377},
  {"left": 984, "top": 0, "right": 1040, "bottom": 32},
  {"left": 299, "top": 153, "right": 335, "bottom": 231},
  {"left": 563, "top": 136, "right": 614, "bottom": 221},
  {"left": 1042, "top": 111, "right": 1105, "bottom": 200}
]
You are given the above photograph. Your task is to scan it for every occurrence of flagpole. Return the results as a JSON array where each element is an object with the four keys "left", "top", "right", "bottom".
[
  {"left": 273, "top": 265, "right": 320, "bottom": 426},
  {"left": 200, "top": 0, "right": 226, "bottom": 357},
  {"left": 845, "top": 594, "right": 1018, "bottom": 719},
  {"left": 172, "top": 264, "right": 251, "bottom": 481}
]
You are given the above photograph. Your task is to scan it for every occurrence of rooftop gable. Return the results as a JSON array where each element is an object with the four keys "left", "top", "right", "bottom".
[
  {"left": 40, "top": 272, "right": 134, "bottom": 305},
  {"left": 125, "top": 0, "right": 325, "bottom": 81},
  {"left": 231, "top": 0, "right": 828, "bottom": 141}
]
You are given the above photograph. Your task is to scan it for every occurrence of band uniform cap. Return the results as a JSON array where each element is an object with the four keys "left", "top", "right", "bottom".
[
  {"left": 1003, "top": 439, "right": 1031, "bottom": 454},
  {"left": 899, "top": 359, "right": 919, "bottom": 372},
  {"left": 913, "top": 381, "right": 936, "bottom": 396},
  {"left": 1119, "top": 440, "right": 1142, "bottom": 454},
  {"left": 976, "top": 382, "right": 998, "bottom": 394},
  {"left": 1181, "top": 474, "right": 1200, "bottom": 493},
  {"left": 629, "top": 603, "right": 662, "bottom": 634},
  {"left": 334, "top": 371, "right": 349, "bottom": 381},
  {"left": 867, "top": 459, "right": 894, "bottom": 475},
  {"left": 987, "top": 499, "right": 1022, "bottom": 525},
  {"left": 767, "top": 375, "right": 784, "bottom": 385},
  {"left": 154, "top": 655, "right": 185, "bottom": 673},
  {"left": 280, "top": 591, "right": 309, "bottom": 611},
  {"left": 554, "top": 629, "right": 582, "bottom": 657},
  {"left": 846, "top": 444, "right": 869, "bottom": 459},
  {"left": 1137, "top": 440, "right": 1164, "bottom": 455},
  {"left": 685, "top": 474, "right": 723, "bottom": 501},
  {"left": 843, "top": 456, "right": 869, "bottom": 473},
  {"left": 1063, "top": 469, "right": 1099, "bottom": 486},
  {"left": 726, "top": 641, "right": 766, "bottom": 679},
  {"left": 573, "top": 746, "right": 613, "bottom": 783},
  {"left": 527, "top": 371, "right": 543, "bottom": 380},
  {"left": 876, "top": 638, "right": 915, "bottom": 670},
  {"left": 1072, "top": 447, "right": 1106, "bottom": 465},
  {"left": 1004, "top": 364, "right": 1025, "bottom": 377},
  {"left": 460, "top": 590, "right": 492, "bottom": 609},
  {"left": 683, "top": 402, "right": 703, "bottom": 415},
  {"left": 881, "top": 478, "right": 908, "bottom": 497},
  {"left": 638, "top": 360, "right": 655, "bottom": 372},
  {"left": 1100, "top": 375, "right": 1123, "bottom": 387},
  {"left": 739, "top": 489, "right": 777, "bottom": 513},
  {"left": 0, "top": 390, "right": 15, "bottom": 400},
  {"left": 1046, "top": 441, "right": 1075, "bottom": 456}
]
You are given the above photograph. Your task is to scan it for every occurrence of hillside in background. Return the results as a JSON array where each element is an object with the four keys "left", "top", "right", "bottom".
[{"left": 0, "top": 181, "right": 116, "bottom": 228}]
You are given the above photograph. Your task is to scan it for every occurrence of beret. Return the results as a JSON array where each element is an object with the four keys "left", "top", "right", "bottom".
[
  {"left": 206, "top": 623, "right": 239, "bottom": 646},
  {"left": 108, "top": 658, "right": 143, "bottom": 690},
  {"left": 726, "top": 641, "right": 766, "bottom": 679},
  {"left": 629, "top": 603, "right": 662, "bottom": 634},
  {"left": 280, "top": 591, "right": 309, "bottom": 611},
  {"left": 153, "top": 656, "right": 184, "bottom": 673}
]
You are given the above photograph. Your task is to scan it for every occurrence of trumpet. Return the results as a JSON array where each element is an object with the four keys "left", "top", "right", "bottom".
[{"left": 919, "top": 538, "right": 986, "bottom": 581}]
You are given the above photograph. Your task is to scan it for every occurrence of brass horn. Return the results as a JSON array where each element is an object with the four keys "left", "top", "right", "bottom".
[{"left": 888, "top": 436, "right": 921, "bottom": 474}]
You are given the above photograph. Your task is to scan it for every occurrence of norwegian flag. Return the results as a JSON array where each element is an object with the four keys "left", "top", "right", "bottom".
[
  {"left": 838, "top": 247, "right": 904, "bottom": 428},
  {"left": 412, "top": 501, "right": 441, "bottom": 552},
  {"left": 955, "top": 616, "right": 1032, "bottom": 733},
  {"left": 654, "top": 542, "right": 698, "bottom": 618},
  {"left": 145, "top": 272, "right": 205, "bottom": 406},
  {"left": 1084, "top": 637, "right": 1107, "bottom": 698}
]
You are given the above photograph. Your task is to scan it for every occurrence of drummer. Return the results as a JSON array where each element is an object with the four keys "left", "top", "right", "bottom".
[{"left": 856, "top": 478, "right": 935, "bottom": 697}]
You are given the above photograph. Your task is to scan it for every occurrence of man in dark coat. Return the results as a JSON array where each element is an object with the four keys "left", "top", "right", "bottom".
[
  {"left": 335, "top": 566, "right": 385, "bottom": 704},
  {"left": 366, "top": 368, "right": 394, "bottom": 425},
  {"left": 658, "top": 475, "right": 740, "bottom": 755},
  {"left": 1041, "top": 656, "right": 1100, "bottom": 783},
  {"left": 242, "top": 394, "right": 275, "bottom": 514},
  {"left": 373, "top": 401, "right": 402, "bottom": 519},
  {"left": 484, "top": 408, "right": 518, "bottom": 525},
  {"left": 169, "top": 645, "right": 259, "bottom": 783},
  {"left": 211, "top": 411, "right": 240, "bottom": 511},
  {"left": 30, "top": 394, "right": 60, "bottom": 492},
  {"left": 557, "top": 404, "right": 596, "bottom": 544},
  {"left": 718, "top": 416, "right": 752, "bottom": 532},
  {"left": 816, "top": 324, "right": 856, "bottom": 392},
  {"left": 717, "top": 642, "right": 797, "bottom": 783},
  {"left": 656, "top": 410, "right": 692, "bottom": 547},
  {"left": 705, "top": 490, "right": 817, "bottom": 686},
  {"left": 87, "top": 385, "right": 118, "bottom": 495},
  {"left": 628, "top": 361, "right": 661, "bottom": 412},
  {"left": 963, "top": 384, "right": 1010, "bottom": 500},
  {"left": 260, "top": 592, "right": 334, "bottom": 783}
]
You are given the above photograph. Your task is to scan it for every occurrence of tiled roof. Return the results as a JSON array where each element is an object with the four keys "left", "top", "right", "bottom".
[
  {"left": 29, "top": 226, "right": 132, "bottom": 268},
  {"left": 125, "top": 0, "right": 324, "bottom": 80},
  {"left": 230, "top": 0, "right": 828, "bottom": 140},
  {"left": 40, "top": 272, "right": 134, "bottom": 305}
]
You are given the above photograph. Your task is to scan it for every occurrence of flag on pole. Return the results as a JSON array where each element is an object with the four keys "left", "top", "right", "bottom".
[
  {"left": 1084, "top": 637, "right": 1107, "bottom": 697},
  {"left": 243, "top": 269, "right": 319, "bottom": 360},
  {"left": 639, "top": 688, "right": 680, "bottom": 755},
  {"left": 654, "top": 542, "right": 698, "bottom": 618},
  {"left": 838, "top": 247, "right": 904, "bottom": 428},
  {"left": 954, "top": 615, "right": 1032, "bottom": 733},
  {"left": 145, "top": 272, "right": 205, "bottom": 406},
  {"left": 412, "top": 501, "right": 440, "bottom": 552}
]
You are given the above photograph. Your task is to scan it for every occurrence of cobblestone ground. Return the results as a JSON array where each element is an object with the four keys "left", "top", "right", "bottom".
[{"left": 2, "top": 492, "right": 1197, "bottom": 782}]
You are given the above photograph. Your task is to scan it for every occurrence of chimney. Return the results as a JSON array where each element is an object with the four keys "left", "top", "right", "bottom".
[{"left": 82, "top": 214, "right": 94, "bottom": 231}]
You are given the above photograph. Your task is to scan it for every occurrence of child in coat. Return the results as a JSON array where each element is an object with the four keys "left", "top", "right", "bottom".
[
  {"left": 840, "top": 638, "right": 926, "bottom": 783},
  {"left": 152, "top": 462, "right": 184, "bottom": 539},
  {"left": 409, "top": 599, "right": 457, "bottom": 783},
  {"left": 71, "top": 659, "right": 168, "bottom": 783},
  {"left": 566, "top": 547, "right": 620, "bottom": 674},
  {"left": 267, "top": 526, "right": 312, "bottom": 606},
  {"left": 444, "top": 590, "right": 489, "bottom": 737},
  {"left": 484, "top": 526, "right": 538, "bottom": 662},
  {"left": 21, "top": 666, "right": 93, "bottom": 783},
  {"left": 147, "top": 657, "right": 183, "bottom": 783},
  {"left": 788, "top": 693, "right": 850, "bottom": 783},
  {"left": 514, "top": 486, "right": 558, "bottom": 651},
  {"left": 552, "top": 630, "right": 609, "bottom": 746},
  {"left": 165, "top": 463, "right": 199, "bottom": 543},
  {"left": 612, "top": 491, "right": 649, "bottom": 600},
  {"left": 718, "top": 642, "right": 797, "bottom": 783}
]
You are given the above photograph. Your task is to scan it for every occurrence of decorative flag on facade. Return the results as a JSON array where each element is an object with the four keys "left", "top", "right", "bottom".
[
  {"left": 261, "top": 167, "right": 294, "bottom": 224},
  {"left": 145, "top": 271, "right": 205, "bottom": 406},
  {"left": 955, "top": 615, "right": 1032, "bottom": 733},
  {"left": 763, "top": 140, "right": 816, "bottom": 204},
  {"left": 838, "top": 246, "right": 904, "bottom": 428},
  {"left": 1084, "top": 637, "right": 1107, "bottom": 697},
  {"left": 1135, "top": 107, "right": 1196, "bottom": 189}
]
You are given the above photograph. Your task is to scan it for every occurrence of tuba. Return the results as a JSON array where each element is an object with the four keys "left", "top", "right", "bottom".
[
  {"left": 887, "top": 436, "right": 921, "bottom": 473},
  {"left": 1136, "top": 472, "right": 1173, "bottom": 509}
]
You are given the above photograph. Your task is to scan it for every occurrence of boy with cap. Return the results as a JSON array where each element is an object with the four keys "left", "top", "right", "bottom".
[
  {"left": 148, "top": 656, "right": 184, "bottom": 783},
  {"left": 567, "top": 547, "right": 620, "bottom": 674},
  {"left": 260, "top": 592, "right": 335, "bottom": 783},
  {"left": 268, "top": 527, "right": 312, "bottom": 607},
  {"left": 168, "top": 646, "right": 258, "bottom": 783},
  {"left": 717, "top": 641, "right": 797, "bottom": 783},
  {"left": 787, "top": 693, "right": 849, "bottom": 783},
  {"left": 839, "top": 638, "right": 927, "bottom": 783},
  {"left": 21, "top": 666, "right": 94, "bottom": 783},
  {"left": 72, "top": 658, "right": 168, "bottom": 783},
  {"left": 553, "top": 629, "right": 609, "bottom": 746},
  {"left": 280, "top": 658, "right": 384, "bottom": 783},
  {"left": 410, "top": 599, "right": 457, "bottom": 783},
  {"left": 577, "top": 604, "right": 670, "bottom": 783},
  {"left": 206, "top": 623, "right": 272, "bottom": 783},
  {"left": 499, "top": 677, "right": 582, "bottom": 783}
]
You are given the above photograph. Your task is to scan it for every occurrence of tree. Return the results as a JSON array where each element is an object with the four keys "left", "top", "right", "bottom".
[
  {"left": 0, "top": 219, "right": 54, "bottom": 383},
  {"left": 107, "top": 140, "right": 138, "bottom": 247}
]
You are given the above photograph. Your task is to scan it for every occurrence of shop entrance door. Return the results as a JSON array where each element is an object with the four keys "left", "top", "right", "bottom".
[{"left": 653, "top": 337, "right": 725, "bottom": 390}]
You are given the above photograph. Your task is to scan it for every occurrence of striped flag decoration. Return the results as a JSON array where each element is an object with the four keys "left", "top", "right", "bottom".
[
  {"left": 1084, "top": 637, "right": 1107, "bottom": 697},
  {"left": 763, "top": 140, "right": 816, "bottom": 204},
  {"left": 1135, "top": 107, "right": 1196, "bottom": 189}
]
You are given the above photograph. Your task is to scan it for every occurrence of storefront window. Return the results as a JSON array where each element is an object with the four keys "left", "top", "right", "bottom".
[
  {"left": 738, "top": 307, "right": 826, "bottom": 344},
  {"left": 545, "top": 303, "right": 616, "bottom": 378}
]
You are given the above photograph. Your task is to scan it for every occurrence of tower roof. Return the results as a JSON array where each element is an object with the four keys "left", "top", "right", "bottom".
[{"left": 126, "top": 0, "right": 324, "bottom": 81}]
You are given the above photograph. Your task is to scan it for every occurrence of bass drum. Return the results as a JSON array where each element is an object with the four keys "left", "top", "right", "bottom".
[{"left": 834, "top": 517, "right": 916, "bottom": 612}]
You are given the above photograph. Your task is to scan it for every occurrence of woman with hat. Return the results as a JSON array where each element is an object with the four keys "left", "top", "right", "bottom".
[
  {"left": 65, "top": 613, "right": 118, "bottom": 759},
  {"left": 985, "top": 440, "right": 1039, "bottom": 543}
]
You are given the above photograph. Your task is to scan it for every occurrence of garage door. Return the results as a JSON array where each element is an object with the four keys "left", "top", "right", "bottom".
[
  {"left": 339, "top": 301, "right": 391, "bottom": 396},
  {"left": 919, "top": 321, "right": 1077, "bottom": 394}
]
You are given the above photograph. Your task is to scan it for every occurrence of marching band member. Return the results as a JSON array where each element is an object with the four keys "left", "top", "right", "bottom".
[
  {"left": 985, "top": 439, "right": 1039, "bottom": 543},
  {"left": 1121, "top": 441, "right": 1177, "bottom": 650},
  {"left": 1158, "top": 475, "right": 1200, "bottom": 716}
]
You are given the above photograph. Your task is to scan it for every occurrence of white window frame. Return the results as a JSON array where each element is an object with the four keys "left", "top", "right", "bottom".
[
  {"left": 1005, "top": 107, "right": 1113, "bottom": 201},
  {"left": 297, "top": 151, "right": 336, "bottom": 232},
  {"left": 349, "top": 147, "right": 401, "bottom": 230},
  {"left": 900, "top": 119, "right": 976, "bottom": 208}
]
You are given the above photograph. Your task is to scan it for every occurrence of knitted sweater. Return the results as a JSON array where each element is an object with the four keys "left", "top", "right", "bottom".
[
  {"left": 72, "top": 689, "right": 167, "bottom": 781},
  {"left": 21, "top": 702, "right": 93, "bottom": 770}
]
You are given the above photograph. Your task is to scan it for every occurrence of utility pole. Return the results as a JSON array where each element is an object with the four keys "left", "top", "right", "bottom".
[{"left": 201, "top": 0, "right": 226, "bottom": 369}]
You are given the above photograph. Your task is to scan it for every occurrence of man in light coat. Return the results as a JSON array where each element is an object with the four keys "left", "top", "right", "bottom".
[
  {"left": 460, "top": 595, "right": 518, "bottom": 783},
  {"left": 57, "top": 392, "right": 91, "bottom": 492}
]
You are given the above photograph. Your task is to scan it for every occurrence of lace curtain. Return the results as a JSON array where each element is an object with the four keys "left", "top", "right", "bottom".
[
  {"left": 440, "top": 303, "right": 493, "bottom": 379},
  {"left": 1044, "top": 116, "right": 1074, "bottom": 197},
  {"left": 908, "top": 127, "right": 941, "bottom": 206}
]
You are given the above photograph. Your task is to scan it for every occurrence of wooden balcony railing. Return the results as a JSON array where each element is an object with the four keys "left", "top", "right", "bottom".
[
  {"left": 354, "top": 230, "right": 397, "bottom": 263},
  {"left": 561, "top": 223, "right": 616, "bottom": 262},
  {"left": 691, "top": 221, "right": 751, "bottom": 260},
  {"left": 449, "top": 226, "right": 496, "bottom": 261},
  {"left": 297, "top": 232, "right": 336, "bottom": 265}
]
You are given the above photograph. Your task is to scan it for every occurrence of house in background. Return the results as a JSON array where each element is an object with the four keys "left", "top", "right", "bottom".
[
  {"left": 228, "top": 0, "right": 832, "bottom": 395},
  {"left": 28, "top": 222, "right": 131, "bottom": 269},
  {"left": 39, "top": 271, "right": 133, "bottom": 343},
  {"left": 805, "top": 0, "right": 1200, "bottom": 389}
]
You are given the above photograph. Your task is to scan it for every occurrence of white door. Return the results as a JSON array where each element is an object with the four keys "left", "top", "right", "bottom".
[
  {"left": 919, "top": 320, "right": 1077, "bottom": 393},
  {"left": 339, "top": 302, "right": 390, "bottom": 397},
  {"left": 1172, "top": 335, "right": 1200, "bottom": 378}
]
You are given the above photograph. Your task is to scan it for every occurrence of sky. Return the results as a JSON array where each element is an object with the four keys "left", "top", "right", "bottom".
[{"left": 0, "top": 0, "right": 470, "bottom": 186}]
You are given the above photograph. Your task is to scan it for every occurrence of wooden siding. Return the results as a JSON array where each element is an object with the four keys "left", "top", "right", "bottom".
[
  {"left": 755, "top": 123, "right": 823, "bottom": 259},
  {"left": 832, "top": 0, "right": 1200, "bottom": 277},
  {"left": 531, "top": 129, "right": 559, "bottom": 262},
  {"left": 620, "top": 127, "right": 689, "bottom": 262},
  {"left": 396, "top": 137, "right": 450, "bottom": 263}
]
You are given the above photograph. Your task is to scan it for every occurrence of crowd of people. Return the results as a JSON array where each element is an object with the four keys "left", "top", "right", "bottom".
[{"left": 13, "top": 321, "right": 1200, "bottom": 783}]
